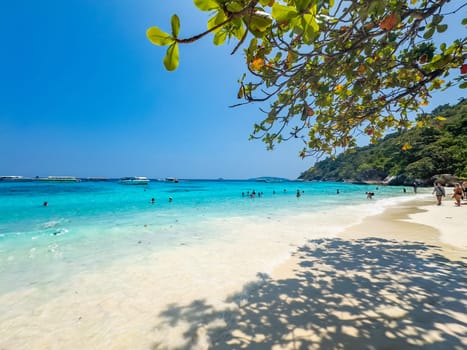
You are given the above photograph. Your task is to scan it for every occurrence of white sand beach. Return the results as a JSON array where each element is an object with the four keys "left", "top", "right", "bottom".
[
  {"left": 407, "top": 199, "right": 467, "bottom": 252},
  {"left": 196, "top": 195, "right": 467, "bottom": 349},
  {"left": 341, "top": 195, "right": 467, "bottom": 258},
  {"left": 0, "top": 195, "right": 466, "bottom": 349},
  {"left": 269, "top": 196, "right": 467, "bottom": 350}
]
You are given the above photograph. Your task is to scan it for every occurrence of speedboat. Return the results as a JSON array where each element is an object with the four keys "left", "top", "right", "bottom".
[
  {"left": 0, "top": 176, "right": 33, "bottom": 182},
  {"left": 36, "top": 176, "right": 79, "bottom": 182},
  {"left": 119, "top": 177, "right": 150, "bottom": 185},
  {"left": 165, "top": 177, "right": 179, "bottom": 183}
]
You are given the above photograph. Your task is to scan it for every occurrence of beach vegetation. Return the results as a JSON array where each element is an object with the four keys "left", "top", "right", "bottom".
[
  {"left": 147, "top": 0, "right": 466, "bottom": 157},
  {"left": 298, "top": 98, "right": 467, "bottom": 184}
]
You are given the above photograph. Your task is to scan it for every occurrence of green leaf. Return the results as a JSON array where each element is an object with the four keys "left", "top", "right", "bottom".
[
  {"left": 295, "top": 0, "right": 312, "bottom": 12},
  {"left": 213, "top": 30, "right": 227, "bottom": 45},
  {"left": 247, "top": 14, "right": 273, "bottom": 36},
  {"left": 305, "top": 13, "right": 319, "bottom": 31},
  {"left": 462, "top": 18, "right": 467, "bottom": 25},
  {"left": 301, "top": 14, "right": 319, "bottom": 43},
  {"left": 247, "top": 37, "right": 258, "bottom": 54},
  {"left": 232, "top": 20, "right": 246, "bottom": 40},
  {"left": 171, "top": 14, "right": 180, "bottom": 38},
  {"left": 163, "top": 43, "right": 179, "bottom": 71},
  {"left": 193, "top": 0, "right": 219, "bottom": 11},
  {"left": 208, "top": 11, "right": 227, "bottom": 31},
  {"left": 423, "top": 27, "right": 435, "bottom": 39},
  {"left": 432, "top": 15, "right": 443, "bottom": 25},
  {"left": 272, "top": 4, "right": 298, "bottom": 22},
  {"left": 147, "top": 26, "right": 174, "bottom": 46},
  {"left": 436, "top": 24, "right": 447, "bottom": 33},
  {"left": 460, "top": 82, "right": 467, "bottom": 89},
  {"left": 226, "top": 2, "right": 243, "bottom": 12}
]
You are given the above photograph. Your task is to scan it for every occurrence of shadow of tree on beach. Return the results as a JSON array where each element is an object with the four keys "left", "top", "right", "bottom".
[{"left": 152, "top": 238, "right": 467, "bottom": 350}]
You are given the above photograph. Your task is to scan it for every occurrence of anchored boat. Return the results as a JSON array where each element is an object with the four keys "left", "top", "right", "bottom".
[{"left": 118, "top": 177, "right": 150, "bottom": 185}]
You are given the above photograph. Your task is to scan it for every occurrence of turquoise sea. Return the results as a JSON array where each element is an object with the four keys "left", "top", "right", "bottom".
[
  {"left": 0, "top": 179, "right": 421, "bottom": 348},
  {"left": 0, "top": 179, "right": 412, "bottom": 293}
]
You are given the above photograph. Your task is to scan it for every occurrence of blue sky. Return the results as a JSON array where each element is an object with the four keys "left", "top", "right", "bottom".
[{"left": 0, "top": 1, "right": 464, "bottom": 179}]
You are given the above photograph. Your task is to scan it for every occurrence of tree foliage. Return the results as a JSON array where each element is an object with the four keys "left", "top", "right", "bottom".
[
  {"left": 147, "top": 0, "right": 467, "bottom": 157},
  {"left": 298, "top": 98, "right": 467, "bottom": 183}
]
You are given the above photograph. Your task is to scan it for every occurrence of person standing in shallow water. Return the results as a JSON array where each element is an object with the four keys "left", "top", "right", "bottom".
[
  {"left": 432, "top": 182, "right": 445, "bottom": 206},
  {"left": 366, "top": 191, "right": 374, "bottom": 199}
]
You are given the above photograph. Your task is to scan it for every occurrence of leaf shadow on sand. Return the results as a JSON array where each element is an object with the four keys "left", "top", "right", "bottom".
[{"left": 152, "top": 238, "right": 466, "bottom": 350}]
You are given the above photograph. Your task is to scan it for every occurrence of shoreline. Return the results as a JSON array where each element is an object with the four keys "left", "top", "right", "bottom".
[
  {"left": 340, "top": 195, "right": 467, "bottom": 260},
  {"left": 274, "top": 195, "right": 466, "bottom": 280}
]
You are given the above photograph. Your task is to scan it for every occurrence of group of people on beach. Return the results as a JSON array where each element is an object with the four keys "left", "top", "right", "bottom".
[{"left": 433, "top": 182, "right": 466, "bottom": 206}]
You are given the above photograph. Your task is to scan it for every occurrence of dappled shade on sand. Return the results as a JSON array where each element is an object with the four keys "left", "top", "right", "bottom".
[{"left": 154, "top": 238, "right": 466, "bottom": 350}]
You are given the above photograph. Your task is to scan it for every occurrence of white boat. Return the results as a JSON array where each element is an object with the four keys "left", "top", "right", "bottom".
[
  {"left": 165, "top": 177, "right": 179, "bottom": 183},
  {"left": 119, "top": 177, "right": 150, "bottom": 185},
  {"left": 0, "top": 176, "right": 33, "bottom": 182},
  {"left": 36, "top": 176, "right": 79, "bottom": 182}
]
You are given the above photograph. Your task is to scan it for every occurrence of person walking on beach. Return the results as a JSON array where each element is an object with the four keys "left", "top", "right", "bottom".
[
  {"left": 452, "top": 183, "right": 463, "bottom": 207},
  {"left": 432, "top": 182, "right": 445, "bottom": 206}
]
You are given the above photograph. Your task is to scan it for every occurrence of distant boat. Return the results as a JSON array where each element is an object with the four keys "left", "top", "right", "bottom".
[
  {"left": 36, "top": 176, "right": 79, "bottom": 182},
  {"left": 0, "top": 176, "right": 33, "bottom": 182},
  {"left": 82, "top": 177, "right": 109, "bottom": 182},
  {"left": 119, "top": 177, "right": 150, "bottom": 185},
  {"left": 165, "top": 177, "right": 179, "bottom": 183},
  {"left": 253, "top": 177, "right": 287, "bottom": 183}
]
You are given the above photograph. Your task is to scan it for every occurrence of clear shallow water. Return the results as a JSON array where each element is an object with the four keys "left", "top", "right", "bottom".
[
  {"left": 0, "top": 179, "right": 412, "bottom": 295},
  {"left": 0, "top": 180, "right": 414, "bottom": 292}
]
